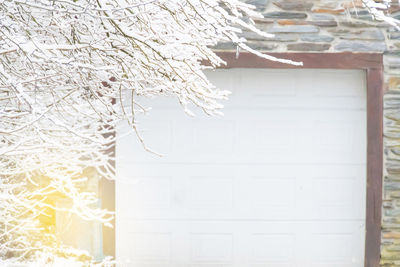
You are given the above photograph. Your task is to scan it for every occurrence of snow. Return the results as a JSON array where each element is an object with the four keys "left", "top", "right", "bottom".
[{"left": 0, "top": 0, "right": 284, "bottom": 264}]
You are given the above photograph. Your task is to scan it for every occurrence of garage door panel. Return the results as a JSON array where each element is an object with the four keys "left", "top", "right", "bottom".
[
  {"left": 117, "top": 110, "right": 365, "bottom": 165},
  {"left": 311, "top": 177, "right": 365, "bottom": 219},
  {"left": 117, "top": 220, "right": 364, "bottom": 267},
  {"left": 207, "top": 69, "right": 366, "bottom": 110},
  {"left": 242, "top": 176, "right": 296, "bottom": 208},
  {"left": 131, "top": 68, "right": 366, "bottom": 111},
  {"left": 117, "top": 164, "right": 365, "bottom": 221},
  {"left": 311, "top": 233, "right": 360, "bottom": 264},
  {"left": 186, "top": 177, "right": 234, "bottom": 208},
  {"left": 250, "top": 233, "right": 295, "bottom": 264},
  {"left": 309, "top": 224, "right": 365, "bottom": 266},
  {"left": 127, "top": 69, "right": 365, "bottom": 113},
  {"left": 310, "top": 70, "right": 366, "bottom": 97},
  {"left": 190, "top": 233, "right": 233, "bottom": 263}
]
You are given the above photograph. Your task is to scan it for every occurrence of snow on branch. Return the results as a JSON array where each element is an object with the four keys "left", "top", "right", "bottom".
[
  {"left": 361, "top": 0, "right": 400, "bottom": 29},
  {"left": 0, "top": 0, "right": 298, "bottom": 265}
]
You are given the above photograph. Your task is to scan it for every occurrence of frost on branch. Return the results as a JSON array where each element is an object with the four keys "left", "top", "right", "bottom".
[
  {"left": 0, "top": 0, "right": 297, "bottom": 265},
  {"left": 361, "top": 0, "right": 400, "bottom": 29}
]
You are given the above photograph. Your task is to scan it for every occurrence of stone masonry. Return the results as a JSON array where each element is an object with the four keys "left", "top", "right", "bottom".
[{"left": 214, "top": 0, "right": 400, "bottom": 266}]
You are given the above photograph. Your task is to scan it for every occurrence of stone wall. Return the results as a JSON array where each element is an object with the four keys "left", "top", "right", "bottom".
[{"left": 215, "top": 0, "right": 400, "bottom": 266}]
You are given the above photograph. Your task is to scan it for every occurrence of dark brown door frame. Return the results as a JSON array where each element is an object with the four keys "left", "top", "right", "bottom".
[{"left": 104, "top": 52, "right": 384, "bottom": 267}]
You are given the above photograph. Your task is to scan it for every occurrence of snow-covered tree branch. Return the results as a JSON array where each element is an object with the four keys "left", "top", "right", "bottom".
[
  {"left": 361, "top": 0, "right": 400, "bottom": 29},
  {"left": 0, "top": 0, "right": 304, "bottom": 265}
]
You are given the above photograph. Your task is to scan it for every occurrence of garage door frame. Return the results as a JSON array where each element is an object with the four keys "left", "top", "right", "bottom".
[{"left": 103, "top": 52, "right": 384, "bottom": 267}]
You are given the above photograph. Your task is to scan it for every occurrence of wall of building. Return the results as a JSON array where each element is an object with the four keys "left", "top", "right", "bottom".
[{"left": 215, "top": 0, "right": 400, "bottom": 265}]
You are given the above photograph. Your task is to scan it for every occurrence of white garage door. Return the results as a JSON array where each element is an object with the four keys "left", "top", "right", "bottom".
[{"left": 116, "top": 69, "right": 367, "bottom": 267}]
